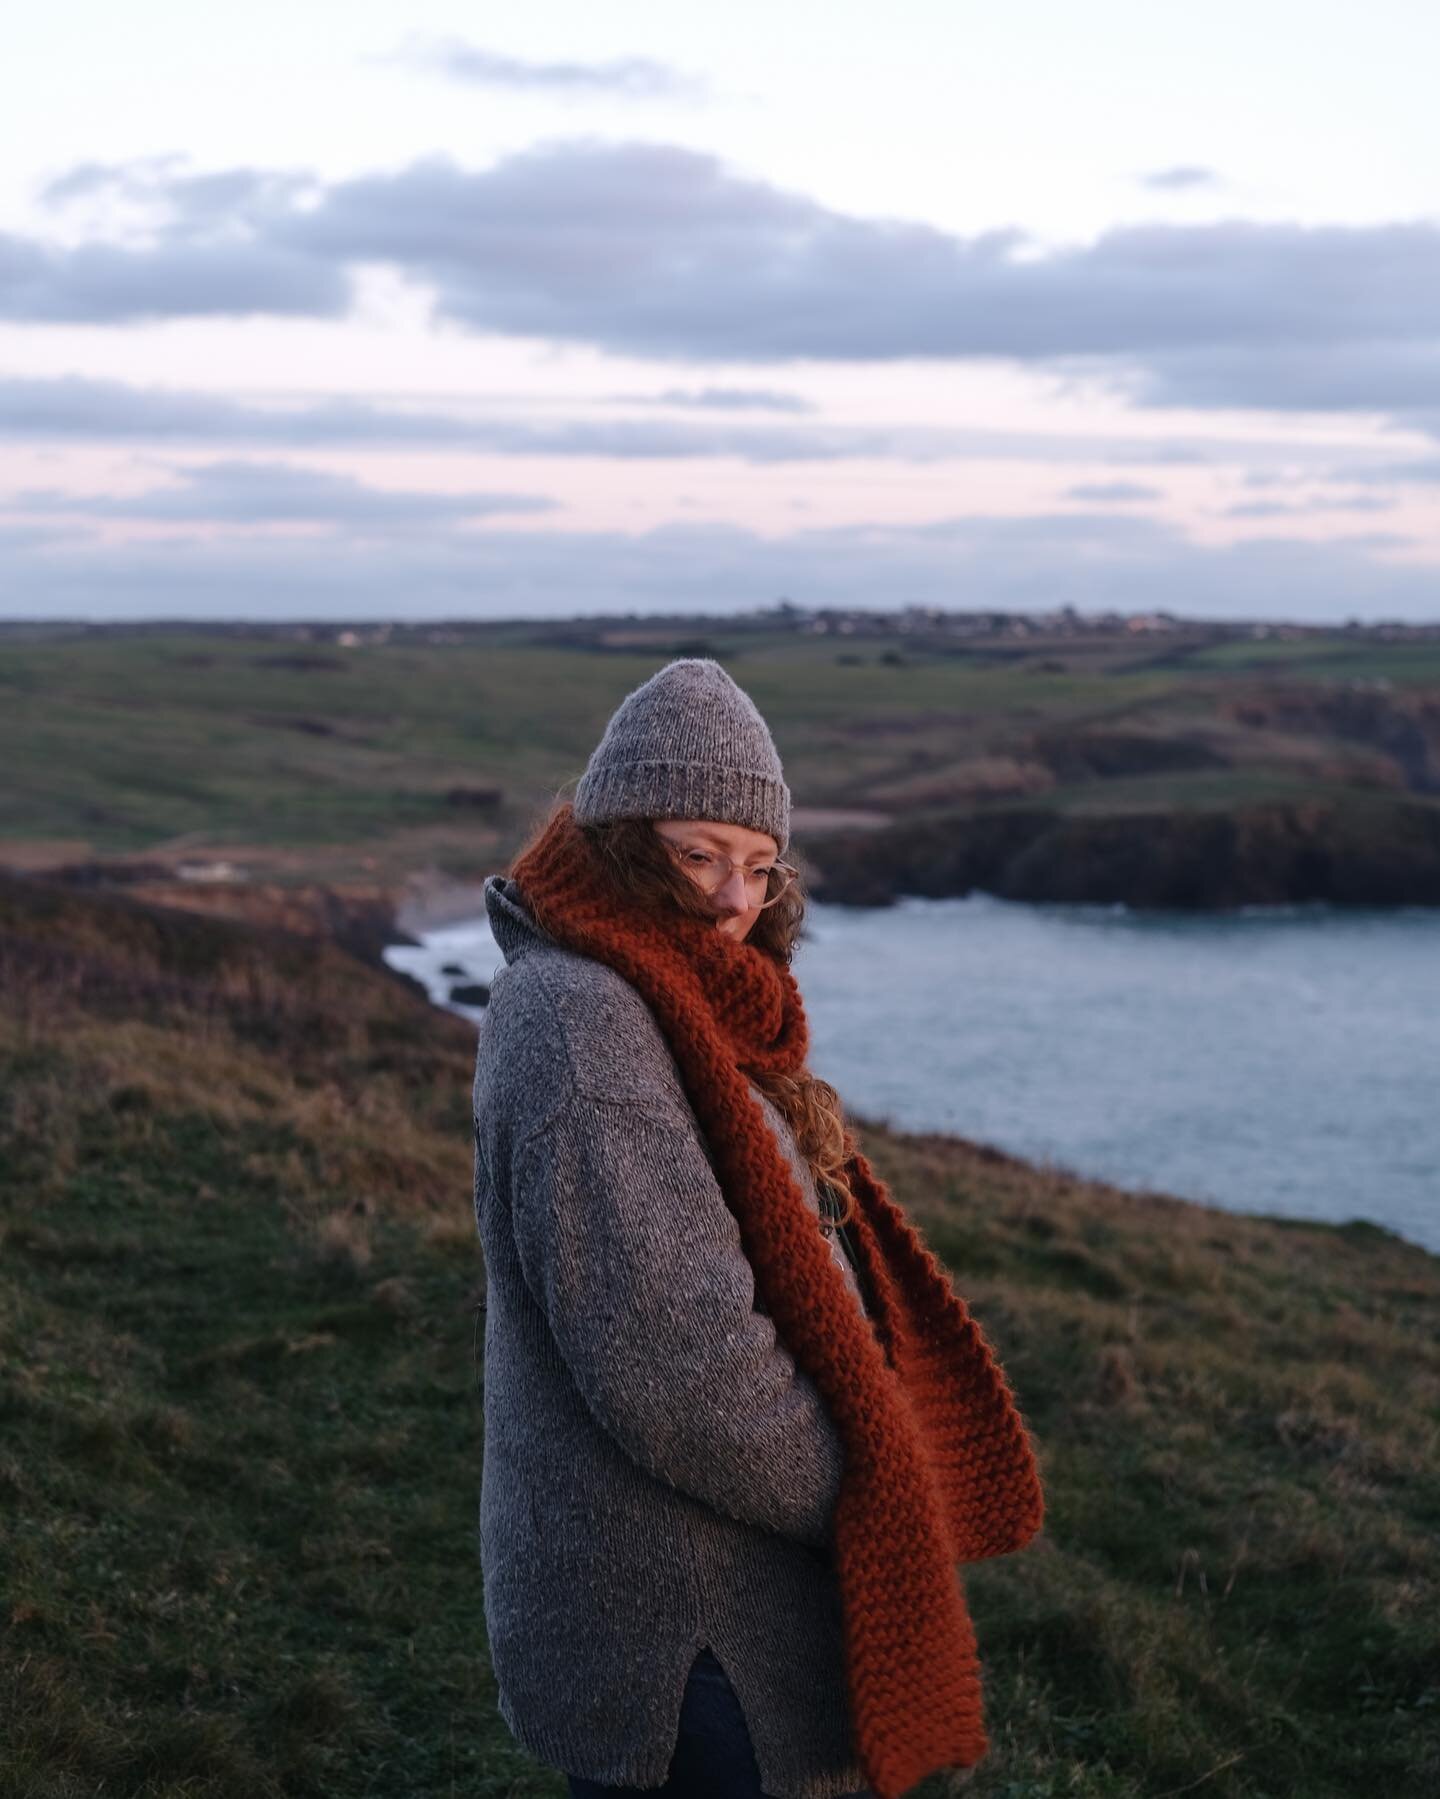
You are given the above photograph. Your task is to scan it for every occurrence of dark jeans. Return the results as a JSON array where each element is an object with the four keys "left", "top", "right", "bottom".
[{"left": 564, "top": 1646, "right": 874, "bottom": 1799}]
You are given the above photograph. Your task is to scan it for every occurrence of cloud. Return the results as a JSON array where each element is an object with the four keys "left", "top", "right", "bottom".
[
  {"left": 37, "top": 158, "right": 313, "bottom": 224},
  {"left": 13, "top": 146, "right": 1439, "bottom": 453},
  {"left": 1220, "top": 493, "right": 1395, "bottom": 518},
  {"left": 1109, "top": 446, "right": 1213, "bottom": 466},
  {"left": 0, "top": 373, "right": 849, "bottom": 458},
  {"left": 0, "top": 227, "right": 345, "bottom": 324},
  {"left": 386, "top": 37, "right": 708, "bottom": 101},
  {"left": 1062, "top": 481, "right": 1163, "bottom": 502},
  {"left": 615, "top": 386, "right": 816, "bottom": 414},
  {"left": 14, "top": 161, "right": 337, "bottom": 323},
  {"left": 1223, "top": 500, "right": 1317, "bottom": 519},
  {"left": 7, "top": 373, "right": 1376, "bottom": 467},
  {"left": 1333, "top": 455, "right": 1440, "bottom": 484},
  {"left": 1138, "top": 166, "right": 1221, "bottom": 191},
  {"left": 0, "top": 521, "right": 83, "bottom": 551},
  {"left": 1104, "top": 339, "right": 1440, "bottom": 417},
  {"left": 7, "top": 459, "right": 557, "bottom": 529},
  {"left": 1, "top": 506, "right": 1432, "bottom": 625}
]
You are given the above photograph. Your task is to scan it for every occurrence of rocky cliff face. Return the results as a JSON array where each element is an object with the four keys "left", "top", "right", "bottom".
[{"left": 799, "top": 796, "right": 1440, "bottom": 909}]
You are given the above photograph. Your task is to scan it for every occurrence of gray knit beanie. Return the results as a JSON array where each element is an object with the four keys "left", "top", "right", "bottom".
[{"left": 572, "top": 658, "right": 790, "bottom": 855}]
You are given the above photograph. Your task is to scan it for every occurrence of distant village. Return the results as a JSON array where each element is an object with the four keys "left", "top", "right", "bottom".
[{"left": 4, "top": 600, "right": 1438, "bottom": 646}]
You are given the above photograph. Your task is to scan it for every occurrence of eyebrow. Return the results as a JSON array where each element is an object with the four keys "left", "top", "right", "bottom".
[{"left": 677, "top": 828, "right": 777, "bottom": 864}]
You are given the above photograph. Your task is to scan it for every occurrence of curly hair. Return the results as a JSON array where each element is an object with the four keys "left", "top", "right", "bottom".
[{"left": 508, "top": 793, "right": 859, "bottom": 1228}]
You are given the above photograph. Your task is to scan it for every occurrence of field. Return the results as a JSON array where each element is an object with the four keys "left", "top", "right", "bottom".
[
  {"left": 3, "top": 619, "right": 1440, "bottom": 911},
  {"left": 3, "top": 871, "right": 1437, "bottom": 1797}
]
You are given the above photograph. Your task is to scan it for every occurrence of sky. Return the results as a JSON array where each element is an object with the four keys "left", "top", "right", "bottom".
[{"left": 3, "top": 0, "right": 1439, "bottom": 623}]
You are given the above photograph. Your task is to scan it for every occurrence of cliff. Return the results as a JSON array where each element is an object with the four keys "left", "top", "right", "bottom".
[{"left": 799, "top": 793, "right": 1440, "bottom": 909}]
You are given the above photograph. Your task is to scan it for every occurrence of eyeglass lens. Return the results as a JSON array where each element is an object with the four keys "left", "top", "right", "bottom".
[{"left": 677, "top": 848, "right": 794, "bottom": 903}]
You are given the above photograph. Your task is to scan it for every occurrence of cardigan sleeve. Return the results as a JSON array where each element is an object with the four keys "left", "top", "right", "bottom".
[{"left": 508, "top": 1089, "right": 846, "bottom": 1551}]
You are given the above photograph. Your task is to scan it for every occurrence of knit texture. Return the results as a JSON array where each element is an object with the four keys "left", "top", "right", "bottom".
[
  {"left": 572, "top": 658, "right": 791, "bottom": 854},
  {"left": 510, "top": 803, "right": 1046, "bottom": 1799},
  {"left": 473, "top": 877, "right": 874, "bottom": 1798}
]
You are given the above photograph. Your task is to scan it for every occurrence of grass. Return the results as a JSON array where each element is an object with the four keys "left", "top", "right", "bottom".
[
  {"left": 1177, "top": 640, "right": 1440, "bottom": 684},
  {"left": 3, "top": 624, "right": 1437, "bottom": 890},
  {"left": 2, "top": 874, "right": 1438, "bottom": 1795},
  {"left": 0, "top": 876, "right": 513, "bottom": 1797},
  {"left": 891, "top": 1135, "right": 1440, "bottom": 1776}
]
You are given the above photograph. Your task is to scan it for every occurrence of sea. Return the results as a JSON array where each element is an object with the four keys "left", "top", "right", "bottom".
[{"left": 384, "top": 894, "right": 1440, "bottom": 1255}]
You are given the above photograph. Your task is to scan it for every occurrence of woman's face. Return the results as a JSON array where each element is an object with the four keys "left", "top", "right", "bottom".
[{"left": 651, "top": 817, "right": 782, "bottom": 944}]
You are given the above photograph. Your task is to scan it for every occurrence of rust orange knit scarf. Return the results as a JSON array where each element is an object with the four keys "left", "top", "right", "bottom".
[{"left": 511, "top": 804, "right": 1045, "bottom": 1798}]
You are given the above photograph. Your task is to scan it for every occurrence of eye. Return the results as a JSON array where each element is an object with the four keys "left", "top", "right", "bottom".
[{"left": 680, "top": 849, "right": 718, "bottom": 867}]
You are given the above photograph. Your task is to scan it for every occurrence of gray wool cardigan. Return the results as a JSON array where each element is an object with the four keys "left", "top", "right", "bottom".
[{"left": 471, "top": 874, "right": 874, "bottom": 1797}]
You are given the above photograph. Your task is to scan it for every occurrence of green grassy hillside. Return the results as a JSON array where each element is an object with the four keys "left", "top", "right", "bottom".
[
  {"left": 2, "top": 872, "right": 1437, "bottom": 1796},
  {"left": 3, "top": 620, "right": 1438, "bottom": 908}
]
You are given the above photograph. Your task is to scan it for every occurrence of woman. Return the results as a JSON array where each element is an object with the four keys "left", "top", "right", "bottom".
[{"left": 471, "top": 658, "right": 1044, "bottom": 1799}]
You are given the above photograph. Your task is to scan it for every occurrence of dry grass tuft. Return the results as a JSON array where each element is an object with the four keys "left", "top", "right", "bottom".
[{"left": 311, "top": 1206, "right": 374, "bottom": 1273}]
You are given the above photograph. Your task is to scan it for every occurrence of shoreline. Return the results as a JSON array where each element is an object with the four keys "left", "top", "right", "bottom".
[
  {"left": 797, "top": 795, "right": 1440, "bottom": 910},
  {"left": 387, "top": 893, "right": 1440, "bottom": 1260}
]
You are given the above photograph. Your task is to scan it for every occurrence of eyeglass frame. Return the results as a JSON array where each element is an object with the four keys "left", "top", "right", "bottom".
[{"left": 662, "top": 839, "right": 800, "bottom": 909}]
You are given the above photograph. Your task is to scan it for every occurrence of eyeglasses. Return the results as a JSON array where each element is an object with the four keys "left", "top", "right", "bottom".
[{"left": 665, "top": 843, "right": 799, "bottom": 908}]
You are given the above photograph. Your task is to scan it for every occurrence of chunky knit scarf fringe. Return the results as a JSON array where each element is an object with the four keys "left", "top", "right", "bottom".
[{"left": 511, "top": 804, "right": 1045, "bottom": 1799}]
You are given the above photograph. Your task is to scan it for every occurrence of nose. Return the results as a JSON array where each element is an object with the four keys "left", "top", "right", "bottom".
[{"left": 711, "top": 869, "right": 750, "bottom": 916}]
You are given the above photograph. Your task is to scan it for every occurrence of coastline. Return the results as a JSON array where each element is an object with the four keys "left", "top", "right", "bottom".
[
  {"left": 388, "top": 886, "right": 1440, "bottom": 1257},
  {"left": 797, "top": 794, "right": 1440, "bottom": 909}
]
